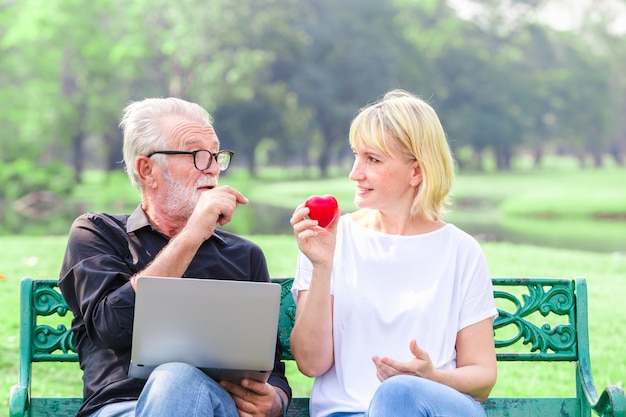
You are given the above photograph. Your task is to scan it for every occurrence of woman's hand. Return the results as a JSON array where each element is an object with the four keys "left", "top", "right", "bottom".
[
  {"left": 290, "top": 202, "right": 340, "bottom": 267},
  {"left": 372, "top": 319, "right": 497, "bottom": 402},
  {"left": 372, "top": 339, "right": 435, "bottom": 382}
]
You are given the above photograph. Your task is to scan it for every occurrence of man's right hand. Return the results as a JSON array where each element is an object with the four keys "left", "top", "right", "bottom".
[
  {"left": 131, "top": 185, "right": 249, "bottom": 290},
  {"left": 187, "top": 185, "right": 249, "bottom": 241}
]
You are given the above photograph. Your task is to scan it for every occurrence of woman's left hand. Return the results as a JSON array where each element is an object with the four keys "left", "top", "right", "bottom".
[{"left": 372, "top": 339, "right": 436, "bottom": 382}]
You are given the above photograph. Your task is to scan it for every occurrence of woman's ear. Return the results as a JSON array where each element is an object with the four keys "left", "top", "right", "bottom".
[
  {"left": 410, "top": 161, "right": 423, "bottom": 188},
  {"left": 136, "top": 156, "right": 157, "bottom": 189}
]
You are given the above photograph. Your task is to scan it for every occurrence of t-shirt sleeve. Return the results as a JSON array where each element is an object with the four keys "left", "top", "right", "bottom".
[
  {"left": 458, "top": 242, "right": 498, "bottom": 331},
  {"left": 291, "top": 251, "right": 313, "bottom": 302}
]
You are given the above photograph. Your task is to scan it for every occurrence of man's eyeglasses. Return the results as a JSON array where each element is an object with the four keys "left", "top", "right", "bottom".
[{"left": 147, "top": 150, "right": 234, "bottom": 171}]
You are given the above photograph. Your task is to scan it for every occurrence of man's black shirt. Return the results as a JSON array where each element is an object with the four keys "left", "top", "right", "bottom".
[{"left": 59, "top": 205, "right": 291, "bottom": 417}]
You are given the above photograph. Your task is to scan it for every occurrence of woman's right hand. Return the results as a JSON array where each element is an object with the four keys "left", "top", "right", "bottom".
[{"left": 290, "top": 202, "right": 340, "bottom": 267}]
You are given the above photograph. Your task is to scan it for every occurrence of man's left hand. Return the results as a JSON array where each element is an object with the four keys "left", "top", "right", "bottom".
[{"left": 221, "top": 379, "right": 283, "bottom": 417}]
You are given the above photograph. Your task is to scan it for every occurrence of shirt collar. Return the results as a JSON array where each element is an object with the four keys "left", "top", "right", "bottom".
[
  {"left": 127, "top": 204, "right": 151, "bottom": 233},
  {"left": 126, "top": 204, "right": 227, "bottom": 245}
]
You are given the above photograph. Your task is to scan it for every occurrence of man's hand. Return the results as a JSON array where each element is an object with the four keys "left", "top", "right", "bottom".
[
  {"left": 187, "top": 186, "right": 248, "bottom": 241},
  {"left": 220, "top": 379, "right": 284, "bottom": 417}
]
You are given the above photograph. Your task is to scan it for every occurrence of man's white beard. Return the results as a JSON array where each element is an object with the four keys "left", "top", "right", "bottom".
[{"left": 160, "top": 171, "right": 213, "bottom": 219}]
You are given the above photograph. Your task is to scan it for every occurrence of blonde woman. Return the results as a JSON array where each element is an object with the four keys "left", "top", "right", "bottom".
[{"left": 290, "top": 90, "right": 497, "bottom": 417}]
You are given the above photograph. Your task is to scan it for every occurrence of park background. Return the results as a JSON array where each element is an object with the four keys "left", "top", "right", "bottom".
[{"left": 1, "top": 0, "right": 625, "bottom": 415}]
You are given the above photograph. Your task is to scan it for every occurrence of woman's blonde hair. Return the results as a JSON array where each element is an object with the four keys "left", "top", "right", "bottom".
[{"left": 348, "top": 89, "right": 454, "bottom": 221}]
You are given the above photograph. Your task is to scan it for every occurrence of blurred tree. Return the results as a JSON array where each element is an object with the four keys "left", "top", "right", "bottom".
[
  {"left": 0, "top": 0, "right": 624, "bottom": 180},
  {"left": 276, "top": 0, "right": 413, "bottom": 176},
  {"left": 207, "top": 0, "right": 311, "bottom": 176},
  {"left": 511, "top": 24, "right": 563, "bottom": 166},
  {"left": 556, "top": 39, "right": 611, "bottom": 167},
  {"left": 0, "top": 0, "right": 295, "bottom": 180},
  {"left": 1, "top": 0, "right": 152, "bottom": 182},
  {"left": 575, "top": 0, "right": 626, "bottom": 166},
  {"left": 213, "top": 85, "right": 300, "bottom": 176}
]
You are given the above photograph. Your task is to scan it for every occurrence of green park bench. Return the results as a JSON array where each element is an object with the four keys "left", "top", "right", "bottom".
[{"left": 9, "top": 276, "right": 626, "bottom": 417}]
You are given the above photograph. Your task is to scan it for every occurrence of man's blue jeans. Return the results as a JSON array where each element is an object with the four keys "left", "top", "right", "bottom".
[
  {"left": 87, "top": 362, "right": 238, "bottom": 417},
  {"left": 329, "top": 374, "right": 486, "bottom": 417}
]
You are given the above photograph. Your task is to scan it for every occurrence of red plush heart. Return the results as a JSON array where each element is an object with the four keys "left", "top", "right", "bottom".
[{"left": 305, "top": 195, "right": 339, "bottom": 228}]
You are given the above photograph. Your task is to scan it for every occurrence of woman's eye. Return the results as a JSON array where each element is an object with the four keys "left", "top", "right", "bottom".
[{"left": 352, "top": 152, "right": 380, "bottom": 163}]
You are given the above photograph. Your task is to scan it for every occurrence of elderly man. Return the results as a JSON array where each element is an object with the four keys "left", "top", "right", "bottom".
[{"left": 59, "top": 97, "right": 291, "bottom": 417}]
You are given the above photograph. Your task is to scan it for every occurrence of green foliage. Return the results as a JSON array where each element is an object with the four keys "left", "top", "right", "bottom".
[
  {"left": 0, "top": 159, "right": 74, "bottom": 201},
  {"left": 69, "top": 170, "right": 139, "bottom": 213},
  {"left": 0, "top": 159, "right": 76, "bottom": 234},
  {"left": 2, "top": 0, "right": 624, "bottom": 176}
]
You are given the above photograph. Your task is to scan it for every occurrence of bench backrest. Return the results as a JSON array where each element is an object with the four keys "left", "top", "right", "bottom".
[
  {"left": 13, "top": 276, "right": 626, "bottom": 417},
  {"left": 19, "top": 277, "right": 583, "bottom": 364}
]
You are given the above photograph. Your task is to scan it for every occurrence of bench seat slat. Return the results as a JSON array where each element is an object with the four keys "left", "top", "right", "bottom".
[
  {"left": 285, "top": 398, "right": 311, "bottom": 417},
  {"left": 483, "top": 398, "right": 576, "bottom": 416},
  {"left": 11, "top": 396, "right": 584, "bottom": 417},
  {"left": 29, "top": 398, "right": 83, "bottom": 417}
]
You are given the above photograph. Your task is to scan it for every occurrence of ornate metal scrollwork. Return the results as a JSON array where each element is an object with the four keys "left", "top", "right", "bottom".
[
  {"left": 33, "top": 284, "right": 70, "bottom": 317},
  {"left": 33, "top": 323, "right": 76, "bottom": 355},
  {"left": 493, "top": 282, "right": 576, "bottom": 355},
  {"left": 31, "top": 282, "right": 77, "bottom": 355}
]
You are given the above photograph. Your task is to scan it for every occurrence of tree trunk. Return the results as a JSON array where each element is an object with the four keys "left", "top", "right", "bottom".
[
  {"left": 533, "top": 146, "right": 543, "bottom": 167},
  {"left": 105, "top": 129, "right": 124, "bottom": 172},
  {"left": 608, "top": 142, "right": 624, "bottom": 166},
  {"left": 591, "top": 151, "right": 603, "bottom": 168},
  {"left": 247, "top": 151, "right": 257, "bottom": 178},
  {"left": 72, "top": 132, "right": 84, "bottom": 184},
  {"left": 495, "top": 147, "right": 512, "bottom": 171}
]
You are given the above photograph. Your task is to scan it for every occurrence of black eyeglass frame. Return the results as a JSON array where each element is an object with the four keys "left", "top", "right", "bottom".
[{"left": 147, "top": 149, "right": 234, "bottom": 171}]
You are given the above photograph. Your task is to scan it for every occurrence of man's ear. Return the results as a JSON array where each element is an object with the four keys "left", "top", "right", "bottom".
[{"left": 136, "top": 156, "right": 157, "bottom": 189}]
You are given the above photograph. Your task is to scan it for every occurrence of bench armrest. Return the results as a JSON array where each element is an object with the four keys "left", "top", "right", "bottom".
[
  {"left": 575, "top": 278, "right": 626, "bottom": 417},
  {"left": 591, "top": 385, "right": 626, "bottom": 417},
  {"left": 10, "top": 277, "right": 36, "bottom": 417},
  {"left": 9, "top": 384, "right": 28, "bottom": 417}
]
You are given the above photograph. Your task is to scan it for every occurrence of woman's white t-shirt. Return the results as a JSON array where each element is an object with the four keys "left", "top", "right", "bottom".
[{"left": 292, "top": 215, "right": 498, "bottom": 417}]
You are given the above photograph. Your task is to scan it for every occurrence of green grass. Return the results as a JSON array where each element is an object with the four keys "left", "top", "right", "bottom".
[
  {"left": 450, "top": 161, "right": 626, "bottom": 218},
  {"left": 1, "top": 235, "right": 625, "bottom": 416}
]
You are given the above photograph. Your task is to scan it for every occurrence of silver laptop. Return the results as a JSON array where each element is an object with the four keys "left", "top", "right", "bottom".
[{"left": 128, "top": 276, "right": 281, "bottom": 382}]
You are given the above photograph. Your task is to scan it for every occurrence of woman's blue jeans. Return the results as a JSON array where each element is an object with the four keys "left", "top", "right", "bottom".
[
  {"left": 329, "top": 374, "right": 486, "bottom": 417},
  {"left": 87, "top": 362, "right": 238, "bottom": 417}
]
